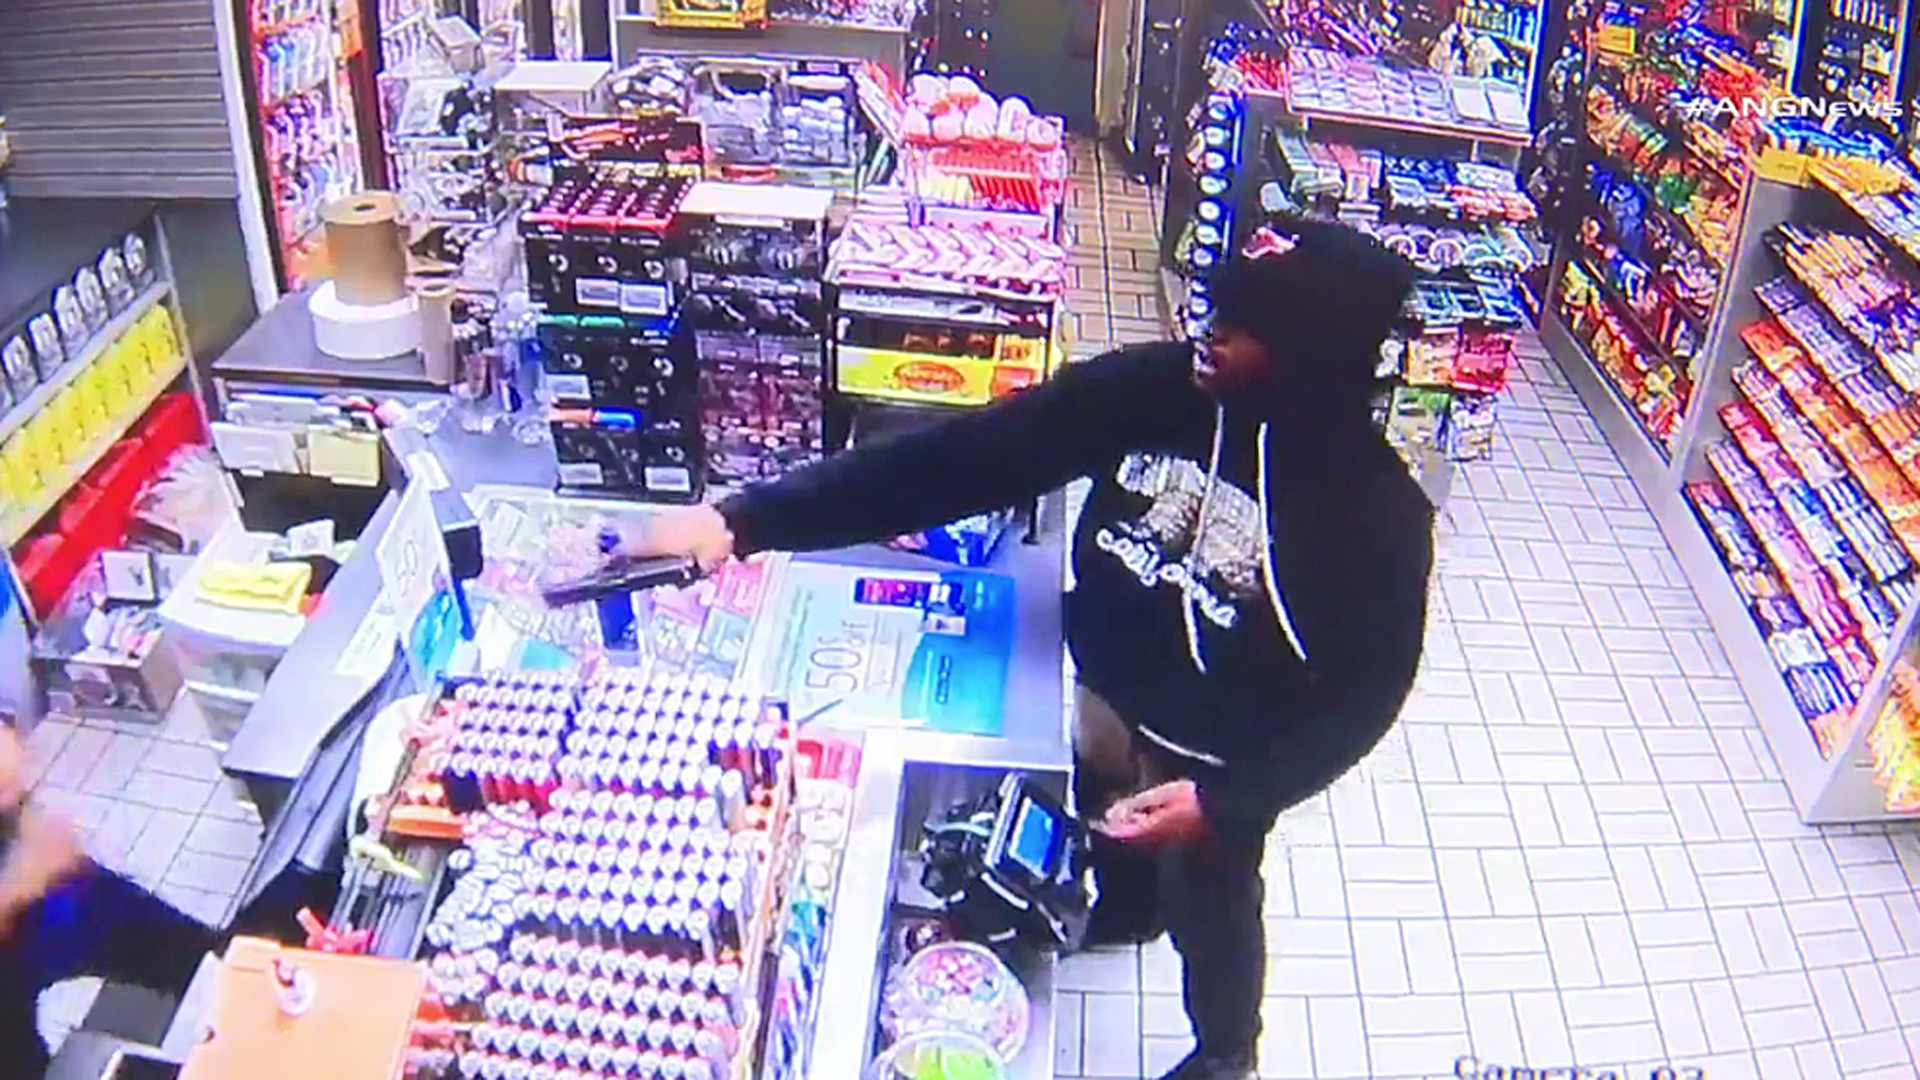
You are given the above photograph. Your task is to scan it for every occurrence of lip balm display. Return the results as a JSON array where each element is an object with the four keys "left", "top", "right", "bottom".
[{"left": 393, "top": 667, "right": 821, "bottom": 1080}]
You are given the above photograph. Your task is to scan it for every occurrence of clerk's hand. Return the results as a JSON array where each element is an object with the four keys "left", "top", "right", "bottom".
[
  {"left": 0, "top": 805, "right": 85, "bottom": 936},
  {"left": 0, "top": 726, "right": 29, "bottom": 812},
  {"left": 1098, "top": 780, "right": 1207, "bottom": 847},
  {"left": 623, "top": 505, "right": 737, "bottom": 573}
]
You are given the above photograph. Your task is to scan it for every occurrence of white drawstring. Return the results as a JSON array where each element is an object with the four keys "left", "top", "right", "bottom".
[
  {"left": 1182, "top": 403, "right": 1229, "bottom": 673},
  {"left": 1258, "top": 421, "right": 1309, "bottom": 661}
]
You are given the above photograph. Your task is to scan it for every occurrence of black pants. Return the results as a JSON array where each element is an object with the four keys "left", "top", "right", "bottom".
[
  {"left": 0, "top": 862, "right": 218, "bottom": 1078},
  {"left": 1073, "top": 689, "right": 1265, "bottom": 1062}
]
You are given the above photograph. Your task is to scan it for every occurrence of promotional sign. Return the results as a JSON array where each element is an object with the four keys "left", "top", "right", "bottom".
[
  {"left": 836, "top": 343, "right": 1046, "bottom": 407},
  {"left": 757, "top": 561, "right": 1017, "bottom": 734},
  {"left": 376, "top": 481, "right": 458, "bottom": 689},
  {"left": 639, "top": 557, "right": 776, "bottom": 681}
]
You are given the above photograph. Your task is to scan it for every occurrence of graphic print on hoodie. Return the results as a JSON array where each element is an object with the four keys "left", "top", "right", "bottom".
[
  {"left": 718, "top": 340, "right": 1435, "bottom": 844},
  {"left": 1101, "top": 451, "right": 1293, "bottom": 640}
]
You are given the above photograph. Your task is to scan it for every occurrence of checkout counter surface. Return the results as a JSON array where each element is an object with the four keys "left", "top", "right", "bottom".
[
  {"left": 208, "top": 287, "right": 443, "bottom": 394},
  {"left": 224, "top": 424, "right": 1071, "bottom": 792},
  {"left": 216, "top": 419, "right": 1072, "bottom": 1079}
]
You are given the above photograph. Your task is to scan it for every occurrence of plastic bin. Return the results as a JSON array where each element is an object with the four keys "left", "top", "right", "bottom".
[{"left": 156, "top": 526, "right": 308, "bottom": 745}]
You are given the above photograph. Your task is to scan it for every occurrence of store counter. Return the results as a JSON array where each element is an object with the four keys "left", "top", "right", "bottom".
[
  {"left": 209, "top": 286, "right": 442, "bottom": 396},
  {"left": 218, "top": 418, "right": 1072, "bottom": 1078},
  {"left": 226, "top": 423, "right": 1069, "bottom": 790}
]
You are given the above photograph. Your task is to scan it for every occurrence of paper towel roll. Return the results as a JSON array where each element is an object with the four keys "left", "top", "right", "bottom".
[
  {"left": 311, "top": 281, "right": 420, "bottom": 360},
  {"left": 416, "top": 282, "right": 456, "bottom": 386},
  {"left": 323, "top": 192, "right": 409, "bottom": 306}
]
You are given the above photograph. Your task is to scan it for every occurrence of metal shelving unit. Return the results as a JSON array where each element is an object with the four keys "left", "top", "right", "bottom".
[{"left": 1546, "top": 165, "right": 1920, "bottom": 825}]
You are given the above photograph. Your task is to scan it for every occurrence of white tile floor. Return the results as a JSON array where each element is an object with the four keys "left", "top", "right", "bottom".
[
  {"left": 1055, "top": 147, "right": 1920, "bottom": 1079},
  {"left": 28, "top": 693, "right": 264, "bottom": 1050}
]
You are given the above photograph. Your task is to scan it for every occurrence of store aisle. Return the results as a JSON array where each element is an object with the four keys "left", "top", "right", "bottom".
[
  {"left": 1056, "top": 147, "right": 1920, "bottom": 1080},
  {"left": 1064, "top": 139, "right": 1168, "bottom": 356}
]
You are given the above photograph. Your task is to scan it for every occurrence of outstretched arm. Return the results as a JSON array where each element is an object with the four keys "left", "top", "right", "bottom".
[{"left": 633, "top": 345, "right": 1184, "bottom": 566}]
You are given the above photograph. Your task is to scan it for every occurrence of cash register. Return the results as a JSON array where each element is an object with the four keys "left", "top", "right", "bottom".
[{"left": 919, "top": 772, "right": 1091, "bottom": 950}]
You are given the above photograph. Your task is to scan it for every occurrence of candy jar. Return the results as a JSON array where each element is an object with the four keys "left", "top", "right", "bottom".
[
  {"left": 882, "top": 941, "right": 1030, "bottom": 1062},
  {"left": 868, "top": 1030, "right": 1006, "bottom": 1080}
]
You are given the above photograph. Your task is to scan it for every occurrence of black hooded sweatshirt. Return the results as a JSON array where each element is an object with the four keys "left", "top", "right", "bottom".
[{"left": 720, "top": 224, "right": 1434, "bottom": 844}]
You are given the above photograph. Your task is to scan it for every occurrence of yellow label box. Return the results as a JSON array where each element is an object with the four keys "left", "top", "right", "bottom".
[{"left": 837, "top": 344, "right": 1048, "bottom": 407}]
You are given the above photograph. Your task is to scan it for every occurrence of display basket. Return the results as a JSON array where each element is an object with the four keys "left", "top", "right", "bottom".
[{"left": 900, "top": 138, "right": 1068, "bottom": 240}]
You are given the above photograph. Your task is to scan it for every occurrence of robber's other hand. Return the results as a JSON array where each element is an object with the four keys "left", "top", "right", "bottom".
[{"left": 1097, "top": 779, "right": 1208, "bottom": 847}]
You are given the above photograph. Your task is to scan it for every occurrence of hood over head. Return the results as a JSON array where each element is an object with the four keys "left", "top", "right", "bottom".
[{"left": 1208, "top": 216, "right": 1416, "bottom": 412}]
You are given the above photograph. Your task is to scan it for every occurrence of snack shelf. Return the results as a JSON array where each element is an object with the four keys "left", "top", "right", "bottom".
[
  {"left": 1535, "top": 7, "right": 1920, "bottom": 821},
  {"left": 1584, "top": 80, "right": 1750, "bottom": 197},
  {"left": 1737, "top": 321, "right": 1920, "bottom": 562},
  {"left": 1580, "top": 206, "right": 1714, "bottom": 334},
  {"left": 1269, "top": 132, "right": 1539, "bottom": 227},
  {"left": 1808, "top": 162, "right": 1920, "bottom": 269},
  {"left": 1286, "top": 101, "right": 1531, "bottom": 148},
  {"left": 1589, "top": 149, "right": 1731, "bottom": 273},
  {"left": 1570, "top": 247, "right": 1693, "bottom": 367},
  {"left": 1761, "top": 229, "right": 1920, "bottom": 394},
  {"left": 0, "top": 351, "right": 188, "bottom": 546},
  {"left": 1703, "top": 435, "right": 1873, "bottom": 706},
  {"left": 0, "top": 282, "right": 170, "bottom": 448},
  {"left": 1729, "top": 363, "right": 1916, "bottom": 631},
  {"left": 1684, "top": 478, "right": 1855, "bottom": 749},
  {"left": 1752, "top": 278, "right": 1920, "bottom": 487},
  {"left": 1556, "top": 260, "right": 1685, "bottom": 453},
  {"left": 1717, "top": 399, "right": 1885, "bottom": 682}
]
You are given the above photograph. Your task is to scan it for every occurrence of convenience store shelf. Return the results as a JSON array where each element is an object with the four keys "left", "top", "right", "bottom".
[
  {"left": 1546, "top": 279, "right": 1674, "bottom": 460},
  {"left": 1809, "top": 166, "right": 1920, "bottom": 269},
  {"left": 0, "top": 282, "right": 171, "bottom": 447},
  {"left": 1750, "top": 280, "right": 1920, "bottom": 489},
  {"left": 1589, "top": 149, "right": 1731, "bottom": 273},
  {"left": 1285, "top": 100, "right": 1532, "bottom": 147},
  {"left": 1547, "top": 299, "right": 1848, "bottom": 819},
  {"left": 611, "top": 12, "right": 908, "bottom": 70},
  {"left": 1736, "top": 324, "right": 1920, "bottom": 561},
  {"left": 1581, "top": 207, "right": 1713, "bottom": 335},
  {"left": 0, "top": 352, "right": 188, "bottom": 546},
  {"left": 1761, "top": 238, "right": 1920, "bottom": 393},
  {"left": 1569, "top": 251, "right": 1691, "bottom": 371}
]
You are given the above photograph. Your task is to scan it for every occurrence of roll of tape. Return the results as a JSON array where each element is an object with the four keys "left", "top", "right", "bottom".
[
  {"left": 324, "top": 192, "right": 409, "bottom": 306},
  {"left": 310, "top": 281, "right": 420, "bottom": 360}
]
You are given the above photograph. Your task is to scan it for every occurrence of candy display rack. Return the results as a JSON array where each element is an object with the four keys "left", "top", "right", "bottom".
[
  {"left": 1544, "top": 146, "right": 1920, "bottom": 823},
  {"left": 1186, "top": 9, "right": 1541, "bottom": 504},
  {"left": 1541, "top": 0, "right": 1802, "bottom": 459},
  {"left": 826, "top": 179, "right": 1068, "bottom": 436}
]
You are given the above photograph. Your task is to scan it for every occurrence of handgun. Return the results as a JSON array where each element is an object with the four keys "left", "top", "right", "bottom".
[{"left": 539, "top": 553, "right": 704, "bottom": 607}]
